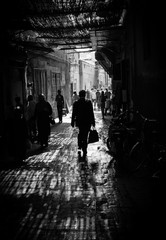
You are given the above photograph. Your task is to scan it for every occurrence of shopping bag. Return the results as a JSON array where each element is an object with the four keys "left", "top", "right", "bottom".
[{"left": 88, "top": 129, "right": 99, "bottom": 144}]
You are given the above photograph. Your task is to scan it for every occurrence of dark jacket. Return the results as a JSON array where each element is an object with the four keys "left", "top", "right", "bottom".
[
  {"left": 35, "top": 100, "right": 52, "bottom": 136},
  {"left": 55, "top": 94, "right": 64, "bottom": 108},
  {"left": 71, "top": 98, "right": 95, "bottom": 128},
  {"left": 100, "top": 92, "right": 106, "bottom": 108}
]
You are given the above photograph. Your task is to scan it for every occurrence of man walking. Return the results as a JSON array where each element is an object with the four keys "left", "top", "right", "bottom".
[
  {"left": 25, "top": 95, "right": 37, "bottom": 142},
  {"left": 55, "top": 90, "right": 64, "bottom": 123},
  {"left": 35, "top": 94, "right": 52, "bottom": 149},
  {"left": 71, "top": 90, "right": 95, "bottom": 158}
]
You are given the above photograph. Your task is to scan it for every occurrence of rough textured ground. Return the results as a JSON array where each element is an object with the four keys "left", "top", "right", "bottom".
[{"left": 0, "top": 111, "right": 164, "bottom": 240}]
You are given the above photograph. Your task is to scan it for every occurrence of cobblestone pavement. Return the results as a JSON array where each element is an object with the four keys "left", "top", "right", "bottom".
[{"left": 0, "top": 111, "right": 164, "bottom": 240}]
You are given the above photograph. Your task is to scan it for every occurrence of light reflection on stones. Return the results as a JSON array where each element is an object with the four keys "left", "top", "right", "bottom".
[{"left": 0, "top": 112, "right": 134, "bottom": 240}]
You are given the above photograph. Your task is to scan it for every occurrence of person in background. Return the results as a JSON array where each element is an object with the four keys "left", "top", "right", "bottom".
[
  {"left": 96, "top": 89, "right": 101, "bottom": 110},
  {"left": 91, "top": 88, "right": 97, "bottom": 110},
  {"left": 71, "top": 90, "right": 95, "bottom": 158},
  {"left": 100, "top": 91, "right": 106, "bottom": 119},
  {"left": 86, "top": 89, "right": 91, "bottom": 100},
  {"left": 72, "top": 91, "right": 79, "bottom": 105},
  {"left": 25, "top": 95, "right": 36, "bottom": 142},
  {"left": 104, "top": 89, "right": 111, "bottom": 115},
  {"left": 35, "top": 94, "right": 52, "bottom": 149},
  {"left": 55, "top": 90, "right": 64, "bottom": 123}
]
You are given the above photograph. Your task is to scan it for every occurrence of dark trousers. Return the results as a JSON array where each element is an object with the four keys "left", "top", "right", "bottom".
[
  {"left": 57, "top": 106, "right": 63, "bottom": 122},
  {"left": 28, "top": 117, "right": 36, "bottom": 141},
  {"left": 37, "top": 118, "right": 50, "bottom": 147},
  {"left": 78, "top": 127, "right": 90, "bottom": 153}
]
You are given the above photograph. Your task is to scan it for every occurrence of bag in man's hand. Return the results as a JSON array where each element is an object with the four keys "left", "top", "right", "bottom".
[{"left": 88, "top": 129, "right": 99, "bottom": 144}]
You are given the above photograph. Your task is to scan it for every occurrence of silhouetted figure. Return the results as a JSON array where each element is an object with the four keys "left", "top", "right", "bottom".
[
  {"left": 100, "top": 91, "right": 106, "bottom": 119},
  {"left": 86, "top": 89, "right": 91, "bottom": 100},
  {"left": 72, "top": 91, "right": 79, "bottom": 105},
  {"left": 35, "top": 94, "right": 52, "bottom": 148},
  {"left": 55, "top": 90, "right": 64, "bottom": 123},
  {"left": 104, "top": 89, "right": 111, "bottom": 115},
  {"left": 91, "top": 88, "right": 97, "bottom": 109},
  {"left": 25, "top": 95, "right": 37, "bottom": 142},
  {"left": 96, "top": 89, "right": 101, "bottom": 110},
  {"left": 71, "top": 90, "right": 95, "bottom": 158}
]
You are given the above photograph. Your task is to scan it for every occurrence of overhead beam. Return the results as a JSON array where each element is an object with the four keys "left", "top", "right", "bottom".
[
  {"left": 37, "top": 35, "right": 90, "bottom": 40},
  {"left": 67, "top": 49, "right": 95, "bottom": 53},
  {"left": 8, "top": 19, "right": 120, "bottom": 32},
  {"left": 59, "top": 46, "right": 93, "bottom": 50},
  {"left": 49, "top": 41, "right": 92, "bottom": 46}
]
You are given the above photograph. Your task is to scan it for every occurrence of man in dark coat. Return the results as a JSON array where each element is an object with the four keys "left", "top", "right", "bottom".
[
  {"left": 55, "top": 90, "right": 64, "bottom": 123},
  {"left": 25, "top": 95, "right": 37, "bottom": 142},
  {"left": 35, "top": 94, "right": 52, "bottom": 148},
  {"left": 71, "top": 90, "right": 95, "bottom": 157}
]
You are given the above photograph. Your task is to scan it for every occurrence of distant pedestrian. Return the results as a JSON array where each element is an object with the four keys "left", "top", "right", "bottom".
[
  {"left": 25, "top": 95, "right": 37, "bottom": 142},
  {"left": 86, "top": 89, "right": 91, "bottom": 100},
  {"left": 72, "top": 91, "right": 79, "bottom": 105},
  {"left": 35, "top": 94, "right": 52, "bottom": 148},
  {"left": 71, "top": 90, "right": 95, "bottom": 158},
  {"left": 96, "top": 89, "right": 101, "bottom": 110},
  {"left": 91, "top": 88, "right": 97, "bottom": 110},
  {"left": 55, "top": 90, "right": 64, "bottom": 123},
  {"left": 104, "top": 89, "right": 111, "bottom": 115},
  {"left": 100, "top": 91, "right": 106, "bottom": 119}
]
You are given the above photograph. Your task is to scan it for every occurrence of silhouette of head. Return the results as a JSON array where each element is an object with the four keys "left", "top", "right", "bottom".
[
  {"left": 38, "top": 94, "right": 45, "bottom": 102},
  {"left": 79, "top": 90, "right": 86, "bottom": 98}
]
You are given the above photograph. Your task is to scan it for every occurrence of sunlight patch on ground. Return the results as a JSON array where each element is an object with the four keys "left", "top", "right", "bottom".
[{"left": 54, "top": 113, "right": 72, "bottom": 124}]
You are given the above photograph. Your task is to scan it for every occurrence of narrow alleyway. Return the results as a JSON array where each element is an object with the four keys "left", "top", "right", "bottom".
[{"left": 0, "top": 111, "right": 164, "bottom": 240}]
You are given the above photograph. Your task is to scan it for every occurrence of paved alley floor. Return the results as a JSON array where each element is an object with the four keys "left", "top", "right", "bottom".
[{"left": 0, "top": 111, "right": 165, "bottom": 240}]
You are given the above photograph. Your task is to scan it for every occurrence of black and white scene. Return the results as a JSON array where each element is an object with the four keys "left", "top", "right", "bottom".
[{"left": 0, "top": 1, "right": 166, "bottom": 240}]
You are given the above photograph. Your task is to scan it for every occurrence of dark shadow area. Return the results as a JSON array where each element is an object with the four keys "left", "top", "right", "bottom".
[
  {"left": 26, "top": 143, "right": 48, "bottom": 158},
  {"left": 0, "top": 159, "right": 28, "bottom": 170},
  {"left": 113, "top": 175, "right": 166, "bottom": 240},
  {"left": 0, "top": 192, "right": 62, "bottom": 240}
]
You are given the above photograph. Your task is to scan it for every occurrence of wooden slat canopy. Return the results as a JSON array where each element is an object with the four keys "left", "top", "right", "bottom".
[{"left": 1, "top": 0, "right": 127, "bottom": 55}]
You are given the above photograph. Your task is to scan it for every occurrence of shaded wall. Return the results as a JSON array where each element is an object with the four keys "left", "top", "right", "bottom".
[
  {"left": 79, "top": 60, "right": 96, "bottom": 91},
  {"left": 125, "top": 0, "right": 166, "bottom": 135},
  {"left": 27, "top": 52, "right": 71, "bottom": 118}
]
